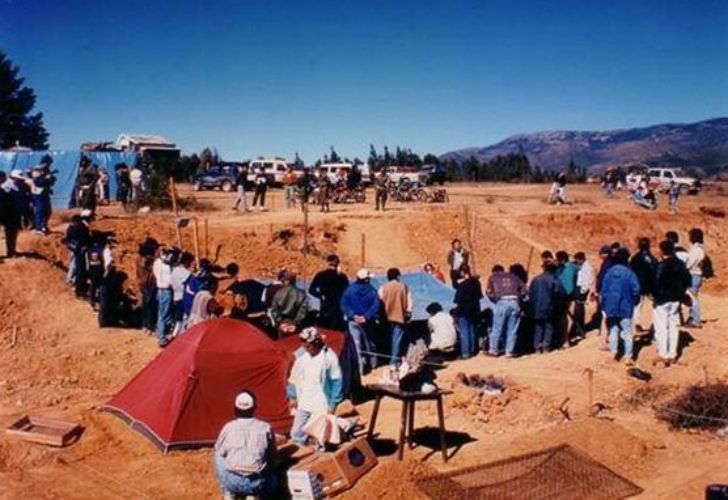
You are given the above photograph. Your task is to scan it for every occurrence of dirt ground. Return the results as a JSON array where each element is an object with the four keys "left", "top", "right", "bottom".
[{"left": 1, "top": 183, "right": 728, "bottom": 499}]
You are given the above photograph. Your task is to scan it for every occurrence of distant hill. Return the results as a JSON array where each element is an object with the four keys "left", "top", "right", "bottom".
[{"left": 440, "top": 117, "right": 728, "bottom": 174}]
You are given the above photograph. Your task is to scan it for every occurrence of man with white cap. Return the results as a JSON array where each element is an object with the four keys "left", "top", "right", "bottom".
[
  {"left": 214, "top": 390, "right": 278, "bottom": 499},
  {"left": 287, "top": 327, "right": 343, "bottom": 449},
  {"left": 340, "top": 268, "right": 381, "bottom": 377}
]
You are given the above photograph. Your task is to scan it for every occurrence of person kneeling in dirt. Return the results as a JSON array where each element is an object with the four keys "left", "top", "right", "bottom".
[
  {"left": 214, "top": 391, "right": 279, "bottom": 500},
  {"left": 426, "top": 302, "right": 457, "bottom": 360},
  {"left": 287, "top": 327, "right": 343, "bottom": 450}
]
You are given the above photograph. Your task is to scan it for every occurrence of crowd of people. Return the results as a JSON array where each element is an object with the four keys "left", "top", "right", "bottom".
[
  {"left": 603, "top": 168, "right": 684, "bottom": 214},
  {"left": 207, "top": 227, "right": 712, "bottom": 499},
  {"left": 0, "top": 157, "right": 57, "bottom": 257}
]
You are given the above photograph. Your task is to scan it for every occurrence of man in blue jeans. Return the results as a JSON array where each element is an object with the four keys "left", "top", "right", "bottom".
[
  {"left": 214, "top": 391, "right": 278, "bottom": 499},
  {"left": 486, "top": 264, "right": 526, "bottom": 357},
  {"left": 601, "top": 248, "right": 641, "bottom": 365},
  {"left": 340, "top": 268, "right": 381, "bottom": 375},
  {"left": 685, "top": 228, "right": 706, "bottom": 328},
  {"left": 454, "top": 265, "right": 483, "bottom": 359},
  {"left": 153, "top": 248, "right": 174, "bottom": 347},
  {"left": 378, "top": 268, "right": 413, "bottom": 365},
  {"left": 529, "top": 262, "right": 565, "bottom": 354}
]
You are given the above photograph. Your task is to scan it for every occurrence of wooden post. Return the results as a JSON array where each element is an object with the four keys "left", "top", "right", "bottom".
[
  {"left": 203, "top": 218, "right": 209, "bottom": 258},
  {"left": 584, "top": 368, "right": 594, "bottom": 416},
  {"left": 169, "top": 177, "right": 182, "bottom": 249},
  {"left": 361, "top": 233, "right": 366, "bottom": 267},
  {"left": 192, "top": 218, "right": 201, "bottom": 268},
  {"left": 302, "top": 200, "right": 310, "bottom": 285},
  {"left": 169, "top": 177, "right": 179, "bottom": 216},
  {"left": 526, "top": 246, "right": 535, "bottom": 277}
]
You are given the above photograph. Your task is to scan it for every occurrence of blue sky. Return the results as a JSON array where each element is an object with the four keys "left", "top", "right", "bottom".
[{"left": 2, "top": 0, "right": 728, "bottom": 162}]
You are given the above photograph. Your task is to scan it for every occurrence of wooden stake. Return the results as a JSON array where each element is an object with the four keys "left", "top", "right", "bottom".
[
  {"left": 192, "top": 218, "right": 201, "bottom": 268},
  {"left": 584, "top": 368, "right": 594, "bottom": 416},
  {"left": 203, "top": 218, "right": 209, "bottom": 258},
  {"left": 169, "top": 177, "right": 182, "bottom": 249},
  {"left": 169, "top": 177, "right": 179, "bottom": 216},
  {"left": 302, "top": 201, "right": 310, "bottom": 284},
  {"left": 361, "top": 233, "right": 366, "bottom": 267},
  {"left": 526, "top": 246, "right": 535, "bottom": 277},
  {"left": 11, "top": 325, "right": 18, "bottom": 348}
]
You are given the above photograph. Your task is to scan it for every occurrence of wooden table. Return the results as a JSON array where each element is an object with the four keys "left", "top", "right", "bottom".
[{"left": 366, "top": 383, "right": 452, "bottom": 462}]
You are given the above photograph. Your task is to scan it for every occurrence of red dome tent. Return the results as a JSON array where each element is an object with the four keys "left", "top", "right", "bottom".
[{"left": 103, "top": 318, "right": 344, "bottom": 452}]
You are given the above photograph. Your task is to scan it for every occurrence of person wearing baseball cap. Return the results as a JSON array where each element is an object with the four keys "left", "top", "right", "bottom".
[
  {"left": 287, "top": 327, "right": 343, "bottom": 449},
  {"left": 308, "top": 254, "right": 349, "bottom": 330},
  {"left": 340, "top": 268, "right": 380, "bottom": 382},
  {"left": 214, "top": 390, "right": 279, "bottom": 498}
]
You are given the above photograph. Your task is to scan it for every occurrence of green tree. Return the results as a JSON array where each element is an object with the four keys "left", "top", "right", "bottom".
[
  {"left": 329, "top": 146, "right": 341, "bottom": 163},
  {"left": 422, "top": 153, "right": 439, "bottom": 165},
  {"left": 0, "top": 51, "right": 49, "bottom": 149}
]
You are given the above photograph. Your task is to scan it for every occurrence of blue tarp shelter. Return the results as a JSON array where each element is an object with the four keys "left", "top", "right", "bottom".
[
  {"left": 0, "top": 150, "right": 139, "bottom": 209},
  {"left": 284, "top": 271, "right": 495, "bottom": 320}
]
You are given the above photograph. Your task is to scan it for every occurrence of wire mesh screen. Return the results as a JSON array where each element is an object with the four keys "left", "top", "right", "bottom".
[{"left": 417, "top": 445, "right": 643, "bottom": 499}]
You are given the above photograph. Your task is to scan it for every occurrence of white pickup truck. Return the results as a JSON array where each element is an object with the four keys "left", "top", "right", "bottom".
[
  {"left": 386, "top": 166, "right": 421, "bottom": 184},
  {"left": 647, "top": 167, "right": 701, "bottom": 194}
]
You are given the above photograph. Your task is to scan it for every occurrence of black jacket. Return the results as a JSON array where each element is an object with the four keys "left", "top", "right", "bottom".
[
  {"left": 454, "top": 277, "right": 483, "bottom": 319},
  {"left": 653, "top": 256, "right": 691, "bottom": 305},
  {"left": 309, "top": 269, "right": 349, "bottom": 312},
  {"left": 65, "top": 221, "right": 91, "bottom": 251},
  {"left": 629, "top": 250, "right": 657, "bottom": 296}
]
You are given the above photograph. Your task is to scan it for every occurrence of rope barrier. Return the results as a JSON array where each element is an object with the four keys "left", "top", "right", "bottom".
[{"left": 356, "top": 349, "right": 728, "bottom": 426}]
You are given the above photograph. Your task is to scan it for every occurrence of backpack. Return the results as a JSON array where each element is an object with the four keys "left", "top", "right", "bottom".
[{"left": 701, "top": 255, "right": 715, "bottom": 280}]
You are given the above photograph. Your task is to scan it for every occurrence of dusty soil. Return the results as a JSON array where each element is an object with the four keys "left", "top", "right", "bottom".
[{"left": 1, "top": 183, "right": 728, "bottom": 499}]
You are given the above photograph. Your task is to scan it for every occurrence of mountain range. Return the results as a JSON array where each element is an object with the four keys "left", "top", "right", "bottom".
[{"left": 439, "top": 117, "right": 728, "bottom": 174}]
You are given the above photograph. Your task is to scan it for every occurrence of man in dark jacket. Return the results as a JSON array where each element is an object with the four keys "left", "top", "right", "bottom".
[
  {"left": 270, "top": 271, "right": 309, "bottom": 328},
  {"left": 529, "top": 262, "right": 565, "bottom": 353},
  {"left": 0, "top": 171, "right": 21, "bottom": 258},
  {"left": 486, "top": 264, "right": 525, "bottom": 357},
  {"left": 454, "top": 265, "right": 483, "bottom": 359},
  {"left": 601, "top": 248, "right": 640, "bottom": 364},
  {"left": 629, "top": 237, "right": 657, "bottom": 333},
  {"left": 340, "top": 269, "right": 380, "bottom": 375},
  {"left": 65, "top": 213, "right": 92, "bottom": 297},
  {"left": 309, "top": 254, "right": 349, "bottom": 330},
  {"left": 652, "top": 240, "right": 691, "bottom": 366}
]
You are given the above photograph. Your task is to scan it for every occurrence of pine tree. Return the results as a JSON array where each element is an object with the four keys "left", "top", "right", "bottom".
[
  {"left": 0, "top": 51, "right": 49, "bottom": 149},
  {"left": 329, "top": 146, "right": 341, "bottom": 163}
]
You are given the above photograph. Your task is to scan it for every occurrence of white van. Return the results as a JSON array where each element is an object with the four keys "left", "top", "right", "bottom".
[
  {"left": 249, "top": 157, "right": 291, "bottom": 186},
  {"left": 317, "top": 163, "right": 371, "bottom": 186}
]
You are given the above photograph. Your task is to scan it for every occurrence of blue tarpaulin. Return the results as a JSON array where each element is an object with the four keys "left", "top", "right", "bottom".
[
  {"left": 0, "top": 150, "right": 139, "bottom": 209},
  {"left": 291, "top": 271, "right": 495, "bottom": 321}
]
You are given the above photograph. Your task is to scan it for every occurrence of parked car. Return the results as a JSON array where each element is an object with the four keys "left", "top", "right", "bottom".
[
  {"left": 192, "top": 163, "right": 240, "bottom": 192},
  {"left": 387, "top": 166, "right": 420, "bottom": 184},
  {"left": 647, "top": 167, "right": 701, "bottom": 194},
  {"left": 418, "top": 164, "right": 447, "bottom": 186}
]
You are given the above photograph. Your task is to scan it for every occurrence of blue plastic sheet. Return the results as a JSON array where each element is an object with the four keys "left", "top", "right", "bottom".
[{"left": 0, "top": 150, "right": 139, "bottom": 209}]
